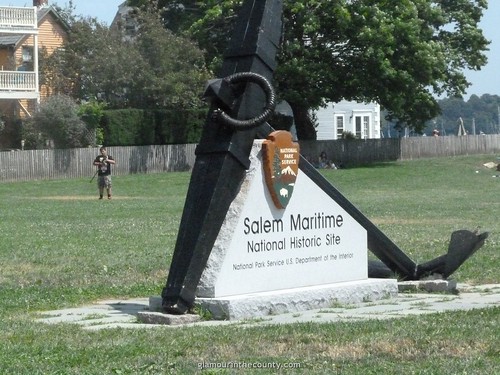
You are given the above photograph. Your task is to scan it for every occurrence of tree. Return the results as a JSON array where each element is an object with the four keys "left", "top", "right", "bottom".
[
  {"left": 45, "top": 3, "right": 210, "bottom": 110},
  {"left": 78, "top": 101, "right": 107, "bottom": 145},
  {"left": 437, "top": 94, "right": 500, "bottom": 135},
  {"left": 131, "top": 7, "right": 211, "bottom": 109},
  {"left": 42, "top": 17, "right": 141, "bottom": 104},
  {"left": 138, "top": 0, "right": 489, "bottom": 139},
  {"left": 129, "top": 0, "right": 204, "bottom": 34},
  {"left": 24, "top": 95, "right": 88, "bottom": 149}
]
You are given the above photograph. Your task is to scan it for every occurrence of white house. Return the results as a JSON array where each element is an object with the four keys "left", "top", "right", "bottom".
[{"left": 314, "top": 100, "right": 381, "bottom": 140}]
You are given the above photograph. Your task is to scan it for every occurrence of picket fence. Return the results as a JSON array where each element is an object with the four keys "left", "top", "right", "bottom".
[{"left": 1, "top": 135, "right": 499, "bottom": 183}]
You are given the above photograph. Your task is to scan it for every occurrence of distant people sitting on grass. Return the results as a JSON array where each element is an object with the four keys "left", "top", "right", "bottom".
[{"left": 318, "top": 151, "right": 337, "bottom": 169}]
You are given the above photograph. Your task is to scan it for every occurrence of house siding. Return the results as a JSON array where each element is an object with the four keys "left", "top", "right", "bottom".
[
  {"left": 40, "top": 16, "right": 67, "bottom": 100},
  {"left": 0, "top": 48, "right": 12, "bottom": 69},
  {"left": 314, "top": 100, "right": 381, "bottom": 140},
  {"left": 16, "top": 14, "right": 66, "bottom": 55},
  {"left": 315, "top": 103, "right": 337, "bottom": 140},
  {"left": 38, "top": 16, "right": 66, "bottom": 54}
]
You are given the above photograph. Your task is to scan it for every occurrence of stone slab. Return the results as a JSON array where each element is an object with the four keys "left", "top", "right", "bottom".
[
  {"left": 398, "top": 279, "right": 457, "bottom": 293},
  {"left": 196, "top": 278, "right": 398, "bottom": 320},
  {"left": 198, "top": 140, "right": 369, "bottom": 298},
  {"left": 137, "top": 311, "right": 202, "bottom": 325}
]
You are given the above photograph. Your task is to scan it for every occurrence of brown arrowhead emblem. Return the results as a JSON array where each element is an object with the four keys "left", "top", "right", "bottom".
[{"left": 262, "top": 131, "right": 300, "bottom": 209}]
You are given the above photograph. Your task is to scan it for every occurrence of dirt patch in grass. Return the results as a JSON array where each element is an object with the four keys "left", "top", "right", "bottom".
[
  {"left": 371, "top": 217, "right": 460, "bottom": 226},
  {"left": 268, "top": 338, "right": 490, "bottom": 361},
  {"left": 0, "top": 262, "right": 52, "bottom": 286},
  {"left": 28, "top": 196, "right": 134, "bottom": 200}
]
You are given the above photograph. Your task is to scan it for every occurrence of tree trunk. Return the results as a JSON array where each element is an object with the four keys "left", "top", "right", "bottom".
[{"left": 289, "top": 101, "right": 317, "bottom": 140}]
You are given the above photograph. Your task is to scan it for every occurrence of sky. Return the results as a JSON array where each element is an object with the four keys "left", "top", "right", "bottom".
[
  {"left": 462, "top": 0, "right": 500, "bottom": 99},
  {"left": 6, "top": 1, "right": 124, "bottom": 25},
  {"left": 5, "top": 1, "right": 500, "bottom": 98}
]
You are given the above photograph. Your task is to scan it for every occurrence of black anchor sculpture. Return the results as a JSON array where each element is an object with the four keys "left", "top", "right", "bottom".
[{"left": 162, "top": 0, "right": 488, "bottom": 314}]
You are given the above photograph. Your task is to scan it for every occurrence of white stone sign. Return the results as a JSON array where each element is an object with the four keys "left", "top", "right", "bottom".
[{"left": 197, "top": 141, "right": 367, "bottom": 298}]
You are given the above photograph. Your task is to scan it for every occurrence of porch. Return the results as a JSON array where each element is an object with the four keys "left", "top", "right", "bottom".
[
  {"left": 0, "top": 71, "right": 37, "bottom": 99},
  {"left": 0, "top": 6, "right": 39, "bottom": 101},
  {"left": 0, "top": 6, "right": 37, "bottom": 33}
]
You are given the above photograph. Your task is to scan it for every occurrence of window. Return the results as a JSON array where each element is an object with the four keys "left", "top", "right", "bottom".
[
  {"left": 22, "top": 46, "right": 33, "bottom": 62},
  {"left": 335, "top": 115, "right": 344, "bottom": 139},
  {"left": 355, "top": 116, "right": 362, "bottom": 138},
  {"left": 355, "top": 115, "right": 370, "bottom": 139},
  {"left": 363, "top": 115, "right": 370, "bottom": 139},
  {"left": 124, "top": 15, "right": 138, "bottom": 37}
]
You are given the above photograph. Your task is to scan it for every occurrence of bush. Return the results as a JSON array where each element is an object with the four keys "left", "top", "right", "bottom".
[
  {"left": 102, "top": 108, "right": 207, "bottom": 146},
  {"left": 24, "top": 95, "right": 87, "bottom": 149},
  {"left": 101, "top": 109, "right": 151, "bottom": 146}
]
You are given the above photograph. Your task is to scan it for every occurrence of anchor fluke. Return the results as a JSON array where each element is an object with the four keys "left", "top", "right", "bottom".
[{"left": 416, "top": 229, "right": 489, "bottom": 279}]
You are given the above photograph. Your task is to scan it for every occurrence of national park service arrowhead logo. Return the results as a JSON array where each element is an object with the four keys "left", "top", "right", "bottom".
[{"left": 262, "top": 131, "right": 300, "bottom": 209}]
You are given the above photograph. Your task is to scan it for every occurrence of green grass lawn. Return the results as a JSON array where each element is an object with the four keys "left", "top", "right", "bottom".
[{"left": 0, "top": 154, "right": 498, "bottom": 374}]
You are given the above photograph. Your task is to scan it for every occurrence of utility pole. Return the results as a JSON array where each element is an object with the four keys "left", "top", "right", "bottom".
[{"left": 498, "top": 106, "right": 500, "bottom": 134}]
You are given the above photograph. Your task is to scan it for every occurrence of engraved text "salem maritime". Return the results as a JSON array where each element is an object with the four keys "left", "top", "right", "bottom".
[{"left": 243, "top": 212, "right": 344, "bottom": 235}]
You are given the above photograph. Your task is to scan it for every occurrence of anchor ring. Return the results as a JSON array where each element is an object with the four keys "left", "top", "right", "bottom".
[{"left": 214, "top": 72, "right": 276, "bottom": 130}]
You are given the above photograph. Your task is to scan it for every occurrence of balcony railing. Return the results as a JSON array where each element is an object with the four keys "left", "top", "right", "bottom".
[
  {"left": 0, "top": 71, "right": 37, "bottom": 95},
  {"left": 0, "top": 7, "right": 39, "bottom": 101},
  {"left": 0, "top": 7, "right": 37, "bottom": 33}
]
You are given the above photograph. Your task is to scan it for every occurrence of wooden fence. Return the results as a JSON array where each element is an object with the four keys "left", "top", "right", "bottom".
[
  {"left": 299, "top": 138, "right": 402, "bottom": 167},
  {"left": 400, "top": 134, "right": 500, "bottom": 160},
  {"left": 0, "top": 144, "right": 197, "bottom": 183},
  {"left": 1, "top": 135, "right": 499, "bottom": 183},
  {"left": 299, "top": 134, "right": 500, "bottom": 167}
]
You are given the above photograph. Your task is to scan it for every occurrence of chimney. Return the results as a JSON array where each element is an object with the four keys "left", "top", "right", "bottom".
[{"left": 33, "top": 0, "right": 48, "bottom": 7}]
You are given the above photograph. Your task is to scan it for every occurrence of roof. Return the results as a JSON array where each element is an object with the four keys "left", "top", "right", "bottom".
[
  {"left": 0, "top": 35, "right": 20, "bottom": 47},
  {"left": 37, "top": 4, "right": 70, "bottom": 30}
]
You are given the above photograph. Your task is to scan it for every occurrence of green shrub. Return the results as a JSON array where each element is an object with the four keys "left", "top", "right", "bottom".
[
  {"left": 25, "top": 94, "right": 87, "bottom": 148},
  {"left": 102, "top": 108, "right": 207, "bottom": 146},
  {"left": 102, "top": 109, "right": 151, "bottom": 146},
  {"left": 155, "top": 109, "right": 206, "bottom": 144}
]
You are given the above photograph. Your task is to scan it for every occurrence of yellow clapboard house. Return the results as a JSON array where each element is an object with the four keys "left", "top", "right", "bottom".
[{"left": 0, "top": 0, "right": 69, "bottom": 147}]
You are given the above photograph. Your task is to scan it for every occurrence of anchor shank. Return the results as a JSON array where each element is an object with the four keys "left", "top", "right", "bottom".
[{"left": 162, "top": 0, "right": 283, "bottom": 313}]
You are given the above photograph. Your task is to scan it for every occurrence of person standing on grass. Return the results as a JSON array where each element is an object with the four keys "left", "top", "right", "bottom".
[{"left": 93, "top": 147, "right": 115, "bottom": 199}]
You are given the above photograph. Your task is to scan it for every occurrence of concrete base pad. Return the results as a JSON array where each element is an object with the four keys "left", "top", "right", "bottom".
[{"left": 195, "top": 278, "right": 398, "bottom": 320}]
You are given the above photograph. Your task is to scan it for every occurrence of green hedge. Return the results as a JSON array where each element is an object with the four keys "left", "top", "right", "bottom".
[
  {"left": 101, "top": 108, "right": 207, "bottom": 146},
  {"left": 101, "top": 108, "right": 294, "bottom": 147}
]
